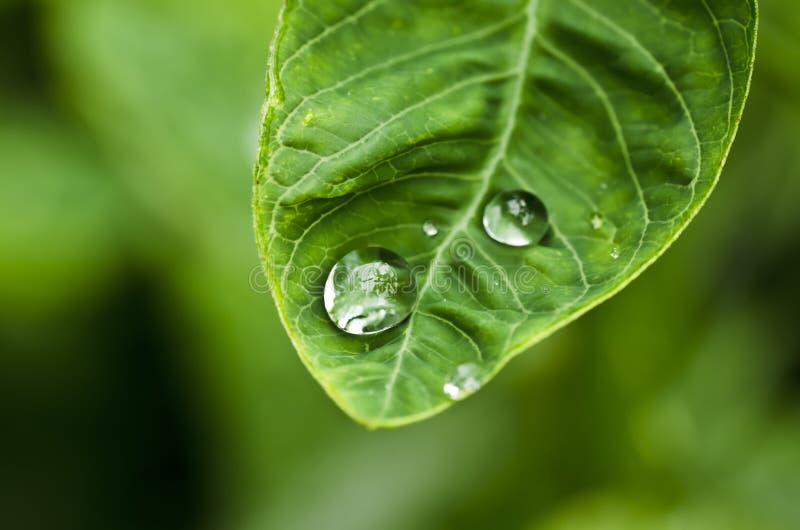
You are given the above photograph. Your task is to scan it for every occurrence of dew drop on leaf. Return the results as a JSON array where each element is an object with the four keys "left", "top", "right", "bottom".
[
  {"left": 482, "top": 190, "right": 549, "bottom": 247},
  {"left": 589, "top": 212, "right": 604, "bottom": 230},
  {"left": 422, "top": 220, "right": 439, "bottom": 237},
  {"left": 610, "top": 247, "right": 621, "bottom": 260},
  {"left": 323, "top": 247, "right": 416, "bottom": 336},
  {"left": 443, "top": 363, "right": 483, "bottom": 401}
]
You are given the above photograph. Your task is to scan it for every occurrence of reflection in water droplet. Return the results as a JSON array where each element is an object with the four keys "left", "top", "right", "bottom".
[
  {"left": 482, "top": 190, "right": 549, "bottom": 247},
  {"left": 443, "top": 363, "right": 483, "bottom": 401},
  {"left": 423, "top": 220, "right": 439, "bottom": 237},
  {"left": 610, "top": 247, "right": 621, "bottom": 260},
  {"left": 589, "top": 212, "right": 604, "bottom": 230},
  {"left": 324, "top": 247, "right": 416, "bottom": 336}
]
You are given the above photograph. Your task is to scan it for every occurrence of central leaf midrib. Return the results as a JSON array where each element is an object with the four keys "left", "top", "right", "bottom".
[{"left": 378, "top": 0, "right": 541, "bottom": 419}]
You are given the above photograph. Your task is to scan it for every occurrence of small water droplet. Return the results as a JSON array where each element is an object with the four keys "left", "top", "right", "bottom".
[
  {"left": 610, "top": 247, "right": 621, "bottom": 260},
  {"left": 443, "top": 363, "right": 482, "bottom": 401},
  {"left": 482, "top": 190, "right": 549, "bottom": 247},
  {"left": 600, "top": 182, "right": 609, "bottom": 191},
  {"left": 302, "top": 110, "right": 315, "bottom": 125},
  {"left": 423, "top": 220, "right": 439, "bottom": 237},
  {"left": 268, "top": 93, "right": 284, "bottom": 109},
  {"left": 324, "top": 247, "right": 416, "bottom": 336},
  {"left": 589, "top": 212, "right": 604, "bottom": 230}
]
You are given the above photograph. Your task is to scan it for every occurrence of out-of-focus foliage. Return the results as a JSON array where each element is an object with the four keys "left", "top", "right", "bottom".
[{"left": 0, "top": 0, "right": 798, "bottom": 529}]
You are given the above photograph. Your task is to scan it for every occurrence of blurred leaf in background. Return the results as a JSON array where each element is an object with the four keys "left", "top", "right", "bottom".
[{"left": 1, "top": 1, "right": 798, "bottom": 530}]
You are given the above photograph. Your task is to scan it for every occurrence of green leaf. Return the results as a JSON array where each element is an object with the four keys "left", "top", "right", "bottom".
[{"left": 254, "top": 0, "right": 757, "bottom": 428}]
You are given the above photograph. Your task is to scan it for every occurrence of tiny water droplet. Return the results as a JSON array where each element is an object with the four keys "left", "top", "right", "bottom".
[
  {"left": 610, "top": 247, "right": 621, "bottom": 260},
  {"left": 589, "top": 212, "right": 604, "bottom": 230},
  {"left": 443, "top": 363, "right": 482, "bottom": 401},
  {"left": 423, "top": 220, "right": 439, "bottom": 237},
  {"left": 268, "top": 93, "right": 284, "bottom": 109},
  {"left": 302, "top": 110, "right": 315, "bottom": 125},
  {"left": 482, "top": 190, "right": 549, "bottom": 247},
  {"left": 324, "top": 248, "right": 416, "bottom": 336},
  {"left": 600, "top": 182, "right": 609, "bottom": 191}
]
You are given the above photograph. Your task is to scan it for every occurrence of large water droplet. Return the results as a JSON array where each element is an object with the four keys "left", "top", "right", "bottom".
[
  {"left": 443, "top": 363, "right": 483, "bottom": 401},
  {"left": 423, "top": 220, "right": 439, "bottom": 237},
  {"left": 324, "top": 247, "right": 416, "bottom": 335},
  {"left": 483, "top": 190, "right": 548, "bottom": 247}
]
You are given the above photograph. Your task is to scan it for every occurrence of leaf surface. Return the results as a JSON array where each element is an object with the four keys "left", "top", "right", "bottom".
[{"left": 254, "top": 0, "right": 757, "bottom": 427}]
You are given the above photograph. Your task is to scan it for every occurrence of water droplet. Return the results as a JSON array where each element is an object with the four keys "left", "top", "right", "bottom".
[
  {"left": 589, "top": 212, "right": 604, "bottom": 230},
  {"left": 324, "top": 247, "right": 416, "bottom": 336},
  {"left": 423, "top": 220, "right": 439, "bottom": 237},
  {"left": 482, "top": 190, "right": 549, "bottom": 247},
  {"left": 443, "top": 363, "right": 482, "bottom": 401},
  {"left": 268, "top": 93, "right": 284, "bottom": 109},
  {"left": 610, "top": 247, "right": 621, "bottom": 260},
  {"left": 302, "top": 110, "right": 315, "bottom": 125},
  {"left": 600, "top": 182, "right": 609, "bottom": 191}
]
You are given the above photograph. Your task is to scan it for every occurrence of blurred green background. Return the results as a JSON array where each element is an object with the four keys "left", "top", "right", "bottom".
[{"left": 1, "top": 0, "right": 799, "bottom": 529}]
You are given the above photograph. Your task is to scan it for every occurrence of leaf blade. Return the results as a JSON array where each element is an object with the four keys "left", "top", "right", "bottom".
[{"left": 254, "top": 0, "right": 758, "bottom": 428}]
